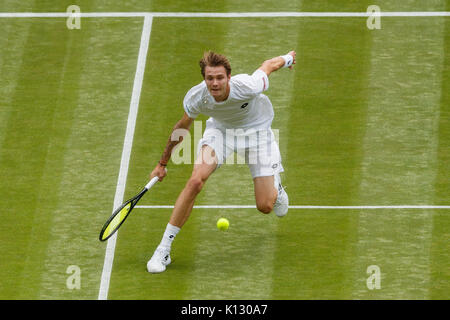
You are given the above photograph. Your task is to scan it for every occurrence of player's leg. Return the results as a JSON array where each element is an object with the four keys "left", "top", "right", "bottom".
[
  {"left": 169, "top": 145, "right": 218, "bottom": 227},
  {"left": 249, "top": 128, "right": 288, "bottom": 217},
  {"left": 147, "top": 144, "right": 220, "bottom": 273},
  {"left": 169, "top": 124, "right": 229, "bottom": 230},
  {"left": 253, "top": 176, "right": 277, "bottom": 214},
  {"left": 253, "top": 172, "right": 288, "bottom": 217}
]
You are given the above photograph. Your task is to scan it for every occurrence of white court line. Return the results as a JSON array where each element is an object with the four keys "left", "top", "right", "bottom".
[
  {"left": 150, "top": 12, "right": 450, "bottom": 17},
  {"left": 97, "top": 15, "right": 153, "bottom": 301},
  {"left": 135, "top": 205, "right": 450, "bottom": 209},
  {"left": 0, "top": 11, "right": 449, "bottom": 18}
]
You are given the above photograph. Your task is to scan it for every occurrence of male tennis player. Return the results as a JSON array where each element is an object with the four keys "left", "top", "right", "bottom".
[{"left": 147, "top": 51, "right": 296, "bottom": 273}]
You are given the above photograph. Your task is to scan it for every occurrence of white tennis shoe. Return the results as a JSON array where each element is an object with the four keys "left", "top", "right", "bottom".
[
  {"left": 147, "top": 246, "right": 171, "bottom": 273},
  {"left": 273, "top": 173, "right": 288, "bottom": 217}
]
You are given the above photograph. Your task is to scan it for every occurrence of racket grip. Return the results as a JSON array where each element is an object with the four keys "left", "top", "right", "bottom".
[{"left": 145, "top": 176, "right": 160, "bottom": 190}]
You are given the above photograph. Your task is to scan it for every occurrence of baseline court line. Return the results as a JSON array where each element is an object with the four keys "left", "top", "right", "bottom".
[
  {"left": 98, "top": 15, "right": 153, "bottom": 301},
  {"left": 0, "top": 11, "right": 449, "bottom": 18},
  {"left": 150, "top": 12, "right": 450, "bottom": 18},
  {"left": 135, "top": 205, "right": 450, "bottom": 209}
]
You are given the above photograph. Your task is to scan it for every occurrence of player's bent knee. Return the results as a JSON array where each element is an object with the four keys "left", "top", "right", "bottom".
[
  {"left": 256, "top": 201, "right": 273, "bottom": 214},
  {"left": 186, "top": 176, "right": 204, "bottom": 195}
]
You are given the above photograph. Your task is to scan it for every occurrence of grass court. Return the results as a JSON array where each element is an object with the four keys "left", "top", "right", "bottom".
[{"left": 0, "top": 1, "right": 449, "bottom": 300}]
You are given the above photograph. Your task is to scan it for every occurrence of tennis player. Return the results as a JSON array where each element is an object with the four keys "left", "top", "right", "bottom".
[{"left": 147, "top": 51, "right": 296, "bottom": 273}]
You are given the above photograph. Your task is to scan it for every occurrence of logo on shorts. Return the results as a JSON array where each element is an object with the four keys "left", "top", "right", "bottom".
[
  {"left": 240, "top": 103, "right": 248, "bottom": 109},
  {"left": 272, "top": 164, "right": 278, "bottom": 169}
]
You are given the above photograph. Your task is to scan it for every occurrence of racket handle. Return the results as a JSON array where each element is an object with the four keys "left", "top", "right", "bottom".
[{"left": 145, "top": 176, "right": 160, "bottom": 190}]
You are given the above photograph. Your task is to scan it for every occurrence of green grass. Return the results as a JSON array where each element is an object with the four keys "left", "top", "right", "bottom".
[
  {"left": 0, "top": 17, "right": 143, "bottom": 299},
  {"left": 0, "top": 1, "right": 448, "bottom": 300},
  {"left": 0, "top": 0, "right": 447, "bottom": 13}
]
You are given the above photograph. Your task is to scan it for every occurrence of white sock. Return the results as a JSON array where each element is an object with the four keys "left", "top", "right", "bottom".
[{"left": 159, "top": 223, "right": 180, "bottom": 250}]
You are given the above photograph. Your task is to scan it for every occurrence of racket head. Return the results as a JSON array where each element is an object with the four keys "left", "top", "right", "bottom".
[{"left": 99, "top": 190, "right": 146, "bottom": 242}]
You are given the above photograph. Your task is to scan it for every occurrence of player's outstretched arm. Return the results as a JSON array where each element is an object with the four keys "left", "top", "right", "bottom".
[
  {"left": 150, "top": 112, "right": 194, "bottom": 181},
  {"left": 258, "top": 51, "right": 296, "bottom": 77}
]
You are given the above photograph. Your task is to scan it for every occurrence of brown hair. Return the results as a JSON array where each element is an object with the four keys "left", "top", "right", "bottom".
[{"left": 199, "top": 51, "right": 231, "bottom": 78}]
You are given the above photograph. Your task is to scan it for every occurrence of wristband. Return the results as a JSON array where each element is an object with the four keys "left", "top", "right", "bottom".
[
  {"left": 158, "top": 161, "right": 167, "bottom": 167},
  {"left": 280, "top": 54, "right": 293, "bottom": 68}
]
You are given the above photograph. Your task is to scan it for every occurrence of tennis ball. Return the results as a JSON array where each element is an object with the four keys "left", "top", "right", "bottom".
[{"left": 216, "top": 218, "right": 229, "bottom": 231}]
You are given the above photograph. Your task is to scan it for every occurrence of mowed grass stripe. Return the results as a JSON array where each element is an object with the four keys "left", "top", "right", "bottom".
[
  {"left": 0, "top": 17, "right": 143, "bottom": 300},
  {"left": 430, "top": 13, "right": 450, "bottom": 299},
  {"left": 271, "top": 15, "right": 372, "bottom": 299},
  {"left": 35, "top": 19, "right": 144, "bottom": 299},
  {"left": 0, "top": 18, "right": 81, "bottom": 299},
  {"left": 0, "top": 18, "right": 144, "bottom": 299},
  {"left": 37, "top": 19, "right": 142, "bottom": 299},
  {"left": 352, "top": 17, "right": 445, "bottom": 299},
  {"left": 0, "top": 20, "right": 31, "bottom": 155},
  {"left": 19, "top": 23, "right": 86, "bottom": 299}
]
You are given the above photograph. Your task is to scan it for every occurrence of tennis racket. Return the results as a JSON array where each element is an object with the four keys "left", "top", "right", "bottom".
[{"left": 99, "top": 176, "right": 160, "bottom": 242}]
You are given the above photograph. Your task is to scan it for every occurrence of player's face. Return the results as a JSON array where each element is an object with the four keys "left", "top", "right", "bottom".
[{"left": 204, "top": 65, "right": 231, "bottom": 102}]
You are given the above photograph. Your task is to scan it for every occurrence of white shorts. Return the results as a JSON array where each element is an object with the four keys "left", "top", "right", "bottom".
[{"left": 197, "top": 122, "right": 284, "bottom": 179}]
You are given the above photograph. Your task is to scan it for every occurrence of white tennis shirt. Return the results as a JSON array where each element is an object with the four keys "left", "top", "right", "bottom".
[{"left": 183, "top": 69, "right": 274, "bottom": 130}]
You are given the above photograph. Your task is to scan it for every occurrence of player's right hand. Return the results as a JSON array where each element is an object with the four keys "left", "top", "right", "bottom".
[{"left": 151, "top": 163, "right": 167, "bottom": 182}]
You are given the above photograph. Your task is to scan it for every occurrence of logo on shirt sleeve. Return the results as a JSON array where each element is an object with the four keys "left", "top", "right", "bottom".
[{"left": 240, "top": 102, "right": 249, "bottom": 109}]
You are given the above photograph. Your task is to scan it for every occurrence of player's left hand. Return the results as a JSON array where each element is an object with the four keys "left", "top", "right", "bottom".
[{"left": 287, "top": 51, "right": 296, "bottom": 69}]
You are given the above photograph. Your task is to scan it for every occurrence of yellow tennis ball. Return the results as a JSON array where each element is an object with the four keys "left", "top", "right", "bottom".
[{"left": 217, "top": 218, "right": 229, "bottom": 231}]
